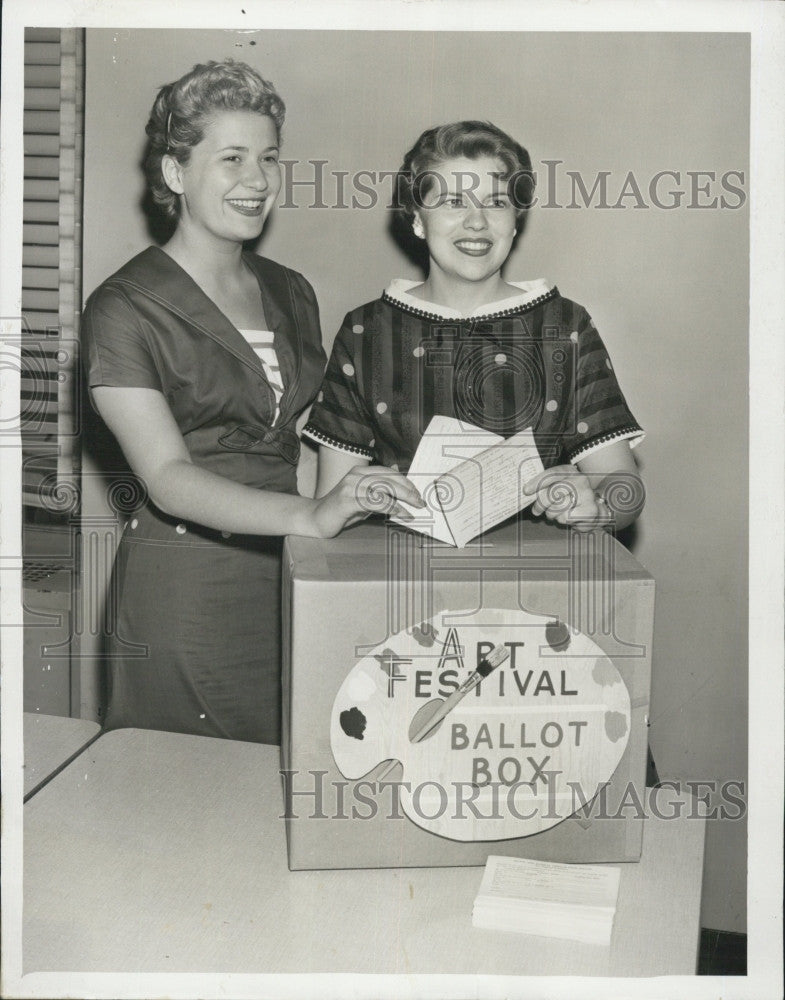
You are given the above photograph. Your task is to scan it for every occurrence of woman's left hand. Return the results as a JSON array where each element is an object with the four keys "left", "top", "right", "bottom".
[{"left": 522, "top": 464, "right": 611, "bottom": 532}]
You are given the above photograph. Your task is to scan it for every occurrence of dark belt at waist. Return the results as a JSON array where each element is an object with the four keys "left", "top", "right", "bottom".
[{"left": 122, "top": 502, "right": 285, "bottom": 554}]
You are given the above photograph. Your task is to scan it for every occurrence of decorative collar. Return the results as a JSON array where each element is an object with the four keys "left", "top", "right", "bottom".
[
  {"left": 382, "top": 278, "right": 557, "bottom": 321},
  {"left": 107, "top": 246, "right": 300, "bottom": 407}
]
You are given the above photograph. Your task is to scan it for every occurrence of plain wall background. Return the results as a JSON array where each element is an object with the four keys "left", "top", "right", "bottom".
[{"left": 82, "top": 29, "right": 749, "bottom": 933}]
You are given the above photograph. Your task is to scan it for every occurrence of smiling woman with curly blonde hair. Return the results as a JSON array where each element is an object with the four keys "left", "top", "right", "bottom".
[{"left": 81, "top": 59, "right": 421, "bottom": 744}]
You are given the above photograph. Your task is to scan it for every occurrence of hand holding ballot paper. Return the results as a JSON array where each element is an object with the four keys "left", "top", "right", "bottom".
[{"left": 390, "top": 415, "right": 545, "bottom": 547}]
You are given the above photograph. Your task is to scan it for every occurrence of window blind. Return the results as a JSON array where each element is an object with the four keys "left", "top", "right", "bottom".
[{"left": 22, "top": 27, "right": 83, "bottom": 510}]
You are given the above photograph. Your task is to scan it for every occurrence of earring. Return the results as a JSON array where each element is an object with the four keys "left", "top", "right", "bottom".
[{"left": 413, "top": 218, "right": 425, "bottom": 239}]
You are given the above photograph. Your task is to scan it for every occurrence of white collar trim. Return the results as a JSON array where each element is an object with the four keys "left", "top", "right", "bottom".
[{"left": 383, "top": 278, "right": 554, "bottom": 319}]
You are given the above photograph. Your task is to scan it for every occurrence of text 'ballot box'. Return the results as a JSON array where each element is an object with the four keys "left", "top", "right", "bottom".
[{"left": 281, "top": 519, "right": 654, "bottom": 871}]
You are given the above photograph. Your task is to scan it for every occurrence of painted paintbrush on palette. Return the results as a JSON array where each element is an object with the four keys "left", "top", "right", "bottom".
[
  {"left": 377, "top": 643, "right": 510, "bottom": 783},
  {"left": 411, "top": 642, "right": 510, "bottom": 741}
]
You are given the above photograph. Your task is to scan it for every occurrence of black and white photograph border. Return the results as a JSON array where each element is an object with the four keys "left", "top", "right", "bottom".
[{"left": 1, "top": 1, "right": 783, "bottom": 999}]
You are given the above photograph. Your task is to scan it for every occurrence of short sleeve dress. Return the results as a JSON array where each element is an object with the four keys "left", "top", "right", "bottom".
[
  {"left": 303, "top": 279, "right": 643, "bottom": 471},
  {"left": 81, "top": 247, "right": 326, "bottom": 744}
]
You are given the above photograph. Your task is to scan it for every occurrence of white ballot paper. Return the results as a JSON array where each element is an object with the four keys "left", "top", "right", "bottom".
[
  {"left": 390, "top": 415, "right": 545, "bottom": 547},
  {"left": 472, "top": 855, "right": 621, "bottom": 946}
]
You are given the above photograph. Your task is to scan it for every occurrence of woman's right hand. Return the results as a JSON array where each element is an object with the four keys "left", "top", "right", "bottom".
[
  {"left": 91, "top": 387, "right": 422, "bottom": 540},
  {"left": 310, "top": 464, "right": 425, "bottom": 538}
]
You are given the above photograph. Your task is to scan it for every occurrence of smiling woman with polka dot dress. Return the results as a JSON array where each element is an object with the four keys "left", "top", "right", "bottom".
[
  {"left": 81, "top": 61, "right": 421, "bottom": 744},
  {"left": 304, "top": 121, "right": 645, "bottom": 532}
]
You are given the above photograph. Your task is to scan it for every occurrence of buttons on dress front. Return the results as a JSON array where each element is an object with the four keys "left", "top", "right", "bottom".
[{"left": 176, "top": 524, "right": 187, "bottom": 535}]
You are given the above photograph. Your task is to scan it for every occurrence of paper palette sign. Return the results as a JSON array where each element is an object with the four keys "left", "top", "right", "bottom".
[{"left": 330, "top": 609, "right": 631, "bottom": 842}]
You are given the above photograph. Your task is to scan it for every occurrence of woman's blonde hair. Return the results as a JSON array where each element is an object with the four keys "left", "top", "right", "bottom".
[{"left": 144, "top": 59, "right": 285, "bottom": 220}]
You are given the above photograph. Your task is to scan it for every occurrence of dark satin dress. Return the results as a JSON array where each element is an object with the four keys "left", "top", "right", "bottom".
[{"left": 81, "top": 246, "right": 326, "bottom": 743}]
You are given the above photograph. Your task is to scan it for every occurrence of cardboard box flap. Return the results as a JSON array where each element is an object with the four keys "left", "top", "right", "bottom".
[{"left": 284, "top": 518, "right": 653, "bottom": 584}]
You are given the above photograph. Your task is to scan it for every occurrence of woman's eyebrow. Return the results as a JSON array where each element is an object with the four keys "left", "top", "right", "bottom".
[
  {"left": 438, "top": 185, "right": 509, "bottom": 198},
  {"left": 216, "top": 144, "right": 280, "bottom": 153}
]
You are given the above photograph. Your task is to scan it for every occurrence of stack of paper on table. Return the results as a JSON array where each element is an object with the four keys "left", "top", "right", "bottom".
[
  {"left": 472, "top": 855, "right": 621, "bottom": 946},
  {"left": 390, "top": 415, "right": 545, "bottom": 547}
]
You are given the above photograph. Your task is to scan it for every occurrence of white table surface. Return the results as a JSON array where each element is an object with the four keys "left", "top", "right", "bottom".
[
  {"left": 23, "top": 711, "right": 101, "bottom": 797},
  {"left": 23, "top": 727, "right": 705, "bottom": 976}
]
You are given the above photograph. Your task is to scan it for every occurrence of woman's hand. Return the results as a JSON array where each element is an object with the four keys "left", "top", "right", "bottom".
[
  {"left": 522, "top": 464, "right": 611, "bottom": 532},
  {"left": 522, "top": 441, "right": 645, "bottom": 533},
  {"left": 310, "top": 464, "right": 425, "bottom": 539}
]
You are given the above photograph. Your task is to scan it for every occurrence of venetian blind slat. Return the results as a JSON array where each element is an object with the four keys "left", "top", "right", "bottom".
[
  {"left": 25, "top": 133, "right": 60, "bottom": 156},
  {"left": 23, "top": 266, "right": 60, "bottom": 290},
  {"left": 22, "top": 288, "right": 60, "bottom": 312},
  {"left": 23, "top": 311, "right": 60, "bottom": 332},
  {"left": 24, "top": 42, "right": 61, "bottom": 65},
  {"left": 24, "top": 109, "right": 61, "bottom": 134},
  {"left": 24, "top": 223, "right": 59, "bottom": 246},
  {"left": 25, "top": 87, "right": 61, "bottom": 111},
  {"left": 26, "top": 28, "right": 62, "bottom": 43},
  {"left": 23, "top": 245, "right": 59, "bottom": 267},
  {"left": 25, "top": 64, "right": 61, "bottom": 87},
  {"left": 24, "top": 178, "right": 60, "bottom": 201},
  {"left": 23, "top": 201, "right": 59, "bottom": 224},
  {"left": 20, "top": 398, "right": 60, "bottom": 420},
  {"left": 25, "top": 155, "right": 60, "bottom": 179}
]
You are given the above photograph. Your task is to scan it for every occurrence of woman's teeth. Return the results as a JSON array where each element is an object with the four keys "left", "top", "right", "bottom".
[
  {"left": 455, "top": 239, "right": 492, "bottom": 254},
  {"left": 227, "top": 198, "right": 265, "bottom": 216}
]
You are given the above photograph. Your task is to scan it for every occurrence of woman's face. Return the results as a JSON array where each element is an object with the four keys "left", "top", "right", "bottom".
[
  {"left": 166, "top": 109, "right": 281, "bottom": 245},
  {"left": 413, "top": 155, "right": 517, "bottom": 288}
]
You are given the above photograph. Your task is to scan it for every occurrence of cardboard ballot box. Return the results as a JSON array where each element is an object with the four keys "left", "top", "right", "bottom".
[{"left": 281, "top": 519, "right": 654, "bottom": 871}]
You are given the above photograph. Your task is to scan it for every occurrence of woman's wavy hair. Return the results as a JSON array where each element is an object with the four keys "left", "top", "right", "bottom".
[
  {"left": 144, "top": 59, "right": 285, "bottom": 221},
  {"left": 394, "top": 120, "right": 535, "bottom": 223}
]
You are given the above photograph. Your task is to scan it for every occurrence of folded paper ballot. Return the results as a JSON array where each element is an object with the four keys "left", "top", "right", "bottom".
[
  {"left": 390, "top": 415, "right": 545, "bottom": 547},
  {"left": 472, "top": 855, "right": 621, "bottom": 946}
]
